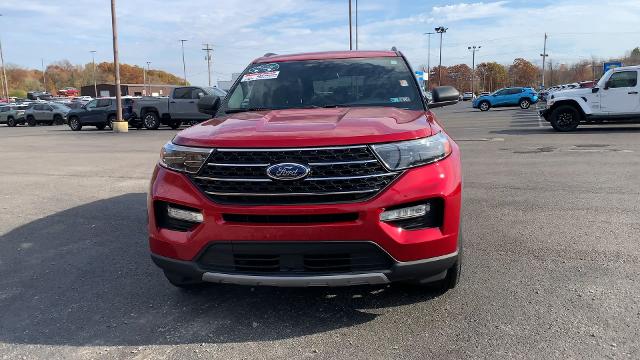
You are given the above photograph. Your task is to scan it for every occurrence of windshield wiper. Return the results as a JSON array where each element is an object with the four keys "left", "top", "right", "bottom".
[{"left": 225, "top": 107, "right": 273, "bottom": 114}]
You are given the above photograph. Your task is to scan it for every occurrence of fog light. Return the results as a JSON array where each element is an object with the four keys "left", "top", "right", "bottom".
[
  {"left": 380, "top": 204, "right": 429, "bottom": 222},
  {"left": 167, "top": 205, "right": 203, "bottom": 223}
]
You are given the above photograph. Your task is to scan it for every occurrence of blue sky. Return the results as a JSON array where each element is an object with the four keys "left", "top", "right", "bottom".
[{"left": 1, "top": 0, "right": 640, "bottom": 86}]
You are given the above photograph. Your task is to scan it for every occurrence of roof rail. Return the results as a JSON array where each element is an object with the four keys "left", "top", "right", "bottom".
[{"left": 263, "top": 52, "right": 277, "bottom": 57}]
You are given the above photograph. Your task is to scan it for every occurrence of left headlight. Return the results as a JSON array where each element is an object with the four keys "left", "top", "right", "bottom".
[
  {"left": 371, "top": 132, "right": 452, "bottom": 170},
  {"left": 159, "top": 142, "right": 213, "bottom": 174}
]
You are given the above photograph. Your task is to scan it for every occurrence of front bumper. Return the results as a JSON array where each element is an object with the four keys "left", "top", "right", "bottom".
[
  {"left": 148, "top": 146, "right": 462, "bottom": 285},
  {"left": 152, "top": 250, "right": 458, "bottom": 287}
]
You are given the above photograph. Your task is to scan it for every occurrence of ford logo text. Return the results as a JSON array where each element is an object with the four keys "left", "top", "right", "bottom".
[{"left": 266, "top": 163, "right": 311, "bottom": 181}]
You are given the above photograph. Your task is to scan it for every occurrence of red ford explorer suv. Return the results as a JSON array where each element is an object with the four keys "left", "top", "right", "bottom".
[{"left": 148, "top": 50, "right": 462, "bottom": 291}]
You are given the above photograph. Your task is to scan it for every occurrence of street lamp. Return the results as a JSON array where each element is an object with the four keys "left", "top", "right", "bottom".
[
  {"left": 0, "top": 14, "right": 9, "bottom": 101},
  {"left": 424, "top": 32, "right": 434, "bottom": 90},
  {"left": 146, "top": 61, "right": 151, "bottom": 95},
  {"left": 179, "top": 39, "right": 188, "bottom": 85},
  {"left": 435, "top": 26, "right": 448, "bottom": 86},
  {"left": 90, "top": 50, "right": 97, "bottom": 98},
  {"left": 468, "top": 45, "right": 481, "bottom": 94}
]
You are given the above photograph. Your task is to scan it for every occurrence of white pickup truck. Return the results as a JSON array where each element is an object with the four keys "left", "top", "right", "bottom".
[{"left": 540, "top": 65, "right": 640, "bottom": 131}]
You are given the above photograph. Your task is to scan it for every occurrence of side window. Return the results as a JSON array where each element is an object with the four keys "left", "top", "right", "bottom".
[
  {"left": 96, "top": 99, "right": 111, "bottom": 107},
  {"left": 608, "top": 71, "right": 637, "bottom": 88},
  {"left": 34, "top": 104, "right": 43, "bottom": 111},
  {"left": 85, "top": 100, "right": 98, "bottom": 109},
  {"left": 227, "top": 84, "right": 246, "bottom": 109},
  {"left": 173, "top": 87, "right": 191, "bottom": 99},
  {"left": 494, "top": 89, "right": 507, "bottom": 96},
  {"left": 0, "top": 106, "right": 7, "bottom": 112},
  {"left": 191, "top": 88, "right": 205, "bottom": 99}
]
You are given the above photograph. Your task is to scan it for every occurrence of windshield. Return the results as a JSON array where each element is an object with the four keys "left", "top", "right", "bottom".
[
  {"left": 597, "top": 69, "right": 614, "bottom": 88},
  {"left": 223, "top": 57, "right": 423, "bottom": 113},
  {"left": 204, "top": 87, "right": 227, "bottom": 97}
]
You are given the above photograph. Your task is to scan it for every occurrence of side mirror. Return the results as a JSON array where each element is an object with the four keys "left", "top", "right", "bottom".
[
  {"left": 197, "top": 95, "right": 221, "bottom": 115},
  {"left": 197, "top": 92, "right": 205, "bottom": 99},
  {"left": 429, "top": 86, "right": 459, "bottom": 108},
  {"left": 592, "top": 87, "right": 600, "bottom": 93},
  {"left": 604, "top": 81, "right": 611, "bottom": 90}
]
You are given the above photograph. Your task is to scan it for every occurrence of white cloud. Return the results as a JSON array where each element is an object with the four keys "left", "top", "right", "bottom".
[{"left": 427, "top": 1, "right": 511, "bottom": 23}]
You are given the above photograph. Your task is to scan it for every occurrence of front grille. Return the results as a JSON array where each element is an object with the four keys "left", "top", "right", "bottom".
[
  {"left": 197, "top": 242, "right": 393, "bottom": 275},
  {"left": 222, "top": 213, "right": 359, "bottom": 224},
  {"left": 190, "top": 146, "right": 400, "bottom": 205}
]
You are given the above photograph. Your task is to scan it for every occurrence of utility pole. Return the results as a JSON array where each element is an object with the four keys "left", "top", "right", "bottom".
[
  {"left": 0, "top": 14, "right": 9, "bottom": 101},
  {"left": 110, "top": 0, "right": 127, "bottom": 132},
  {"left": 468, "top": 45, "right": 481, "bottom": 94},
  {"left": 540, "top": 33, "right": 548, "bottom": 89},
  {"left": 202, "top": 43, "right": 213, "bottom": 87},
  {"left": 424, "top": 32, "right": 434, "bottom": 90},
  {"left": 146, "top": 61, "right": 151, "bottom": 95},
  {"left": 142, "top": 63, "right": 147, "bottom": 95},
  {"left": 90, "top": 50, "right": 97, "bottom": 98},
  {"left": 549, "top": 59, "right": 553, "bottom": 86},
  {"left": 348, "top": 0, "right": 353, "bottom": 50},
  {"left": 179, "top": 39, "right": 188, "bottom": 85},
  {"left": 435, "top": 26, "right": 447, "bottom": 86}
]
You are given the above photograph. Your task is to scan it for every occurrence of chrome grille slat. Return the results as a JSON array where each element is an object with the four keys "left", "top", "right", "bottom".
[{"left": 190, "top": 146, "right": 400, "bottom": 205}]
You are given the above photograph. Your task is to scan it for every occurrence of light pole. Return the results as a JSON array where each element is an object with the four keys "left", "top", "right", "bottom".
[
  {"left": 146, "top": 61, "right": 151, "bottom": 95},
  {"left": 110, "top": 0, "right": 127, "bottom": 132},
  {"left": 179, "top": 39, "right": 188, "bottom": 85},
  {"left": 468, "top": 45, "right": 481, "bottom": 94},
  {"left": 41, "top": 58, "right": 47, "bottom": 93},
  {"left": 424, "top": 32, "right": 434, "bottom": 90},
  {"left": 435, "top": 26, "right": 447, "bottom": 86},
  {"left": 348, "top": 0, "right": 353, "bottom": 50},
  {"left": 90, "top": 50, "right": 97, "bottom": 98},
  {"left": 0, "top": 14, "right": 9, "bottom": 101}
]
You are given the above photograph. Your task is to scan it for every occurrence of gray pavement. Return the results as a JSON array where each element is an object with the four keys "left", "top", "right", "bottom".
[{"left": 0, "top": 103, "right": 638, "bottom": 359}]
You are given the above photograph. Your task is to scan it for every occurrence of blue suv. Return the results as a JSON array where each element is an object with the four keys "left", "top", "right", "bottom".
[{"left": 472, "top": 87, "right": 538, "bottom": 111}]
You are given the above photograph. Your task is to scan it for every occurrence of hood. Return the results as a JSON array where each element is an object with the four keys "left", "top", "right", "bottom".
[
  {"left": 173, "top": 107, "right": 433, "bottom": 148},
  {"left": 551, "top": 88, "right": 592, "bottom": 98}
]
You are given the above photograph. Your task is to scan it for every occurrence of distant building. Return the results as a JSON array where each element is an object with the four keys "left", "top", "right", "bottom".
[
  {"left": 217, "top": 73, "right": 242, "bottom": 92},
  {"left": 80, "top": 83, "right": 176, "bottom": 97}
]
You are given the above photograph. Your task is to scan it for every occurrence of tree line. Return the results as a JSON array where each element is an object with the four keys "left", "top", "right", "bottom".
[
  {"left": 3, "top": 60, "right": 186, "bottom": 98},
  {"left": 424, "top": 47, "right": 640, "bottom": 93}
]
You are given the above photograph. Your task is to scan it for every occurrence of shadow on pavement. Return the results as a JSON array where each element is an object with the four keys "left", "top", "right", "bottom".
[
  {"left": 0, "top": 193, "right": 440, "bottom": 347},
  {"left": 492, "top": 126, "right": 640, "bottom": 135}
]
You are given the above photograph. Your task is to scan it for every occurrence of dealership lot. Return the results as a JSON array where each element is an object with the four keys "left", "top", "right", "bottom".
[{"left": 0, "top": 103, "right": 638, "bottom": 359}]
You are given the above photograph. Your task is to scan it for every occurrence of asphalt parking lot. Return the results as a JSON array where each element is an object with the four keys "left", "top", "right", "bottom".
[{"left": 0, "top": 103, "right": 638, "bottom": 359}]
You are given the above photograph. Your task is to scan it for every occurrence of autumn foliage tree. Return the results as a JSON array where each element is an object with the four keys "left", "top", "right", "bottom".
[
  {"left": 509, "top": 58, "right": 538, "bottom": 87},
  {"left": 3, "top": 60, "right": 186, "bottom": 97}
]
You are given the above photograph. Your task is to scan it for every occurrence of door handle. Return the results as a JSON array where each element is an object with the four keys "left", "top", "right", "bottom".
[
  {"left": 628, "top": 91, "right": 638, "bottom": 94},
  {"left": 189, "top": 101, "right": 195, "bottom": 103},
  {"left": 170, "top": 101, "right": 176, "bottom": 103}
]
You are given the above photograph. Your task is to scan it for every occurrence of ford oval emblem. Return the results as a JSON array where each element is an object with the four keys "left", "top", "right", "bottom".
[{"left": 266, "top": 163, "right": 310, "bottom": 181}]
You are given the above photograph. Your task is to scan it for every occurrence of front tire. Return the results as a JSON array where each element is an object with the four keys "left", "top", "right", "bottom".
[
  {"left": 107, "top": 115, "right": 116, "bottom": 130},
  {"left": 53, "top": 114, "right": 64, "bottom": 125},
  {"left": 550, "top": 105, "right": 580, "bottom": 132},
  {"left": 68, "top": 117, "right": 82, "bottom": 131},
  {"left": 27, "top": 116, "right": 37, "bottom": 127},
  {"left": 169, "top": 120, "right": 182, "bottom": 129},
  {"left": 96, "top": 123, "right": 106, "bottom": 130},
  {"left": 479, "top": 101, "right": 490, "bottom": 111},
  {"left": 519, "top": 98, "right": 531, "bottom": 109},
  {"left": 6, "top": 117, "right": 16, "bottom": 127},
  {"left": 143, "top": 112, "right": 161, "bottom": 130}
]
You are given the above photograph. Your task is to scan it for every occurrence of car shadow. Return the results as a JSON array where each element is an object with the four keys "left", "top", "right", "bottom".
[{"left": 0, "top": 193, "right": 443, "bottom": 347}]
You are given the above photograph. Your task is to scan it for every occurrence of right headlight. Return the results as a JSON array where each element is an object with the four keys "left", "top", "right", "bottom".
[
  {"left": 159, "top": 142, "right": 213, "bottom": 174},
  {"left": 371, "top": 132, "right": 452, "bottom": 170}
]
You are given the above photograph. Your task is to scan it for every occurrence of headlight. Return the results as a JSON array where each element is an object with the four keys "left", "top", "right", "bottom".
[
  {"left": 159, "top": 142, "right": 212, "bottom": 173},
  {"left": 371, "top": 132, "right": 452, "bottom": 170}
]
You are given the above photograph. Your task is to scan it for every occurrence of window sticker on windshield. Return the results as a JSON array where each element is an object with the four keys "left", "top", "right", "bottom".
[
  {"left": 399, "top": 80, "right": 409, "bottom": 87},
  {"left": 247, "top": 63, "right": 280, "bottom": 74},
  {"left": 390, "top": 97, "right": 411, "bottom": 103},
  {"left": 241, "top": 71, "right": 280, "bottom": 82},
  {"left": 390, "top": 60, "right": 398, "bottom": 65}
]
